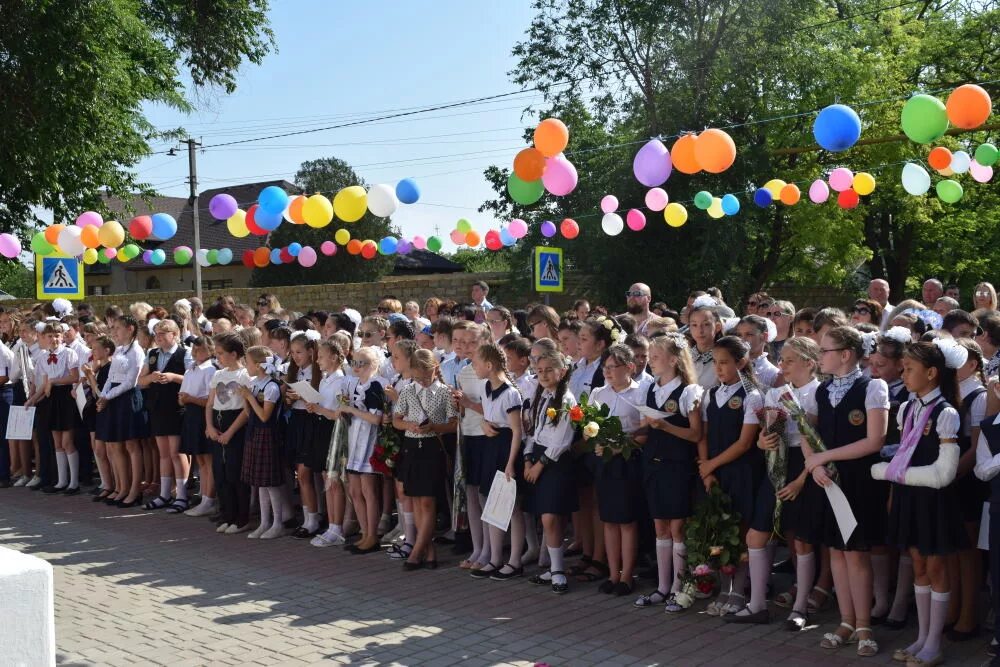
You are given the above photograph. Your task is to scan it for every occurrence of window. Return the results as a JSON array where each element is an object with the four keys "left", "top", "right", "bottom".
[
  {"left": 146, "top": 276, "right": 161, "bottom": 290},
  {"left": 87, "top": 286, "right": 106, "bottom": 296},
  {"left": 202, "top": 279, "right": 233, "bottom": 290}
]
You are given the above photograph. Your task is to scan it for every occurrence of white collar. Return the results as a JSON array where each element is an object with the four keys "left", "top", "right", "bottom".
[
  {"left": 959, "top": 376, "right": 984, "bottom": 395},
  {"left": 158, "top": 344, "right": 179, "bottom": 356},
  {"left": 655, "top": 376, "right": 682, "bottom": 396},
  {"left": 916, "top": 387, "right": 942, "bottom": 406}
]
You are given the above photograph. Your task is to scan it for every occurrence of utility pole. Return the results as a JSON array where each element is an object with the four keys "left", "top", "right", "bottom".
[{"left": 185, "top": 138, "right": 203, "bottom": 300}]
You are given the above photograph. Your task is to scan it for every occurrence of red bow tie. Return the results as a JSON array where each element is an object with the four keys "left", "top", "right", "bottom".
[{"left": 48, "top": 353, "right": 57, "bottom": 365}]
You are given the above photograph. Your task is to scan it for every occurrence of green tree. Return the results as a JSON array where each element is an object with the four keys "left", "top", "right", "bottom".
[
  {"left": 0, "top": 262, "right": 36, "bottom": 299},
  {"left": 250, "top": 158, "right": 396, "bottom": 287}
]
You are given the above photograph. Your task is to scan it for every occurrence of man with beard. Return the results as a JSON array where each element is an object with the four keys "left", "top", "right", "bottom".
[{"left": 625, "top": 282, "right": 653, "bottom": 335}]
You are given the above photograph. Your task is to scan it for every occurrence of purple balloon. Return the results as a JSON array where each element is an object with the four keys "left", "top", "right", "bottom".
[
  {"left": 540, "top": 220, "right": 557, "bottom": 238},
  {"left": 209, "top": 193, "right": 239, "bottom": 220},
  {"left": 142, "top": 249, "right": 153, "bottom": 264},
  {"left": 396, "top": 240, "right": 412, "bottom": 255},
  {"left": 632, "top": 139, "right": 673, "bottom": 187}
]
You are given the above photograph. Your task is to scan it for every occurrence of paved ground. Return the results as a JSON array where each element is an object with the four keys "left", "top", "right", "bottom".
[{"left": 0, "top": 488, "right": 995, "bottom": 667}]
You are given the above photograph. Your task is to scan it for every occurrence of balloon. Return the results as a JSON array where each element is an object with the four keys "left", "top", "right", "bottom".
[
  {"left": 254, "top": 208, "right": 283, "bottom": 232},
  {"left": 450, "top": 229, "right": 466, "bottom": 245},
  {"left": 209, "top": 193, "right": 239, "bottom": 220},
  {"left": 140, "top": 249, "right": 152, "bottom": 264},
  {"left": 75, "top": 211, "right": 103, "bottom": 228},
  {"left": 513, "top": 147, "right": 547, "bottom": 181},
  {"left": 852, "top": 172, "right": 876, "bottom": 196},
  {"left": 129, "top": 215, "right": 153, "bottom": 240},
  {"left": 485, "top": 234, "right": 502, "bottom": 252},
  {"left": 837, "top": 189, "right": 860, "bottom": 209},
  {"left": 334, "top": 228, "right": 351, "bottom": 246},
  {"left": 287, "top": 242, "right": 302, "bottom": 257},
  {"left": 150, "top": 213, "right": 177, "bottom": 240},
  {"left": 320, "top": 241, "right": 336, "bottom": 256},
  {"left": 937, "top": 166, "right": 955, "bottom": 177},
  {"left": 287, "top": 195, "right": 307, "bottom": 224},
  {"left": 456, "top": 218, "right": 472, "bottom": 233},
  {"left": 217, "top": 248, "right": 233, "bottom": 265},
  {"left": 975, "top": 143, "right": 998, "bottom": 167},
  {"left": 396, "top": 178, "right": 421, "bottom": 204},
  {"left": 97, "top": 249, "right": 112, "bottom": 264},
  {"left": 0, "top": 233, "right": 21, "bottom": 258},
  {"left": 509, "top": 218, "right": 528, "bottom": 239},
  {"left": 397, "top": 240, "right": 412, "bottom": 255},
  {"left": 346, "top": 239, "right": 363, "bottom": 255},
  {"left": 79, "top": 224, "right": 100, "bottom": 249},
  {"left": 245, "top": 206, "right": 266, "bottom": 235},
  {"left": 721, "top": 194, "right": 741, "bottom": 215},
  {"left": 151, "top": 249, "right": 166, "bottom": 265},
  {"left": 174, "top": 246, "right": 193, "bottom": 265},
  {"left": 927, "top": 146, "right": 952, "bottom": 170},
  {"left": 828, "top": 168, "right": 854, "bottom": 192},
  {"left": 45, "top": 224, "right": 63, "bottom": 245},
  {"left": 601, "top": 213, "right": 624, "bottom": 236},
  {"left": 779, "top": 184, "right": 800, "bottom": 205},
  {"left": 412, "top": 236, "right": 426, "bottom": 250},
  {"left": 645, "top": 187, "right": 669, "bottom": 211},
  {"left": 970, "top": 161, "right": 993, "bottom": 183},
  {"left": 124, "top": 244, "right": 141, "bottom": 260},
  {"left": 361, "top": 241, "right": 378, "bottom": 260},
  {"left": 901, "top": 94, "right": 949, "bottom": 143},
  {"left": 540, "top": 221, "right": 557, "bottom": 238},
  {"left": 936, "top": 179, "right": 963, "bottom": 204},
  {"left": 707, "top": 197, "right": 725, "bottom": 219},
  {"left": 116, "top": 248, "right": 129, "bottom": 263},
  {"left": 694, "top": 128, "right": 736, "bottom": 173},
  {"left": 258, "top": 186, "right": 289, "bottom": 215},
  {"left": 97, "top": 220, "right": 125, "bottom": 248},
  {"left": 507, "top": 173, "right": 544, "bottom": 206},
  {"left": 195, "top": 248, "right": 212, "bottom": 267},
  {"left": 664, "top": 203, "right": 688, "bottom": 227},
  {"left": 298, "top": 246, "right": 318, "bottom": 267},
  {"left": 950, "top": 150, "right": 971, "bottom": 174},
  {"left": 366, "top": 184, "right": 399, "bottom": 218},
  {"left": 465, "top": 231, "right": 481, "bottom": 248},
  {"left": 560, "top": 218, "right": 579, "bottom": 239},
  {"left": 227, "top": 210, "right": 249, "bottom": 238},
  {"left": 763, "top": 179, "right": 786, "bottom": 198},
  {"left": 499, "top": 227, "right": 516, "bottom": 246},
  {"left": 808, "top": 179, "right": 830, "bottom": 203},
  {"left": 946, "top": 84, "right": 992, "bottom": 129},
  {"left": 379, "top": 237, "right": 398, "bottom": 255},
  {"left": 671, "top": 134, "right": 701, "bottom": 174},
  {"left": 238, "top": 250, "right": 252, "bottom": 268},
  {"left": 541, "top": 155, "right": 577, "bottom": 196},
  {"left": 333, "top": 186, "right": 367, "bottom": 222},
  {"left": 693, "top": 191, "right": 713, "bottom": 210},
  {"left": 271, "top": 248, "right": 284, "bottom": 265},
  {"left": 600, "top": 195, "right": 619, "bottom": 214},
  {"left": 252, "top": 247, "right": 269, "bottom": 268},
  {"left": 626, "top": 209, "right": 646, "bottom": 231},
  {"left": 302, "top": 194, "right": 334, "bottom": 228},
  {"left": 632, "top": 139, "right": 673, "bottom": 187},
  {"left": 533, "top": 118, "right": 569, "bottom": 157},
  {"left": 57, "top": 226, "right": 84, "bottom": 256},
  {"left": 753, "top": 188, "right": 773, "bottom": 207},
  {"left": 82, "top": 248, "right": 98, "bottom": 265},
  {"left": 203, "top": 249, "right": 217, "bottom": 265},
  {"left": 813, "top": 104, "right": 862, "bottom": 152},
  {"left": 426, "top": 236, "right": 442, "bottom": 252}
]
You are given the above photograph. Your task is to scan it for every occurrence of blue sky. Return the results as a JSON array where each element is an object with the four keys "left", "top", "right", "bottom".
[{"left": 137, "top": 1, "right": 540, "bottom": 251}]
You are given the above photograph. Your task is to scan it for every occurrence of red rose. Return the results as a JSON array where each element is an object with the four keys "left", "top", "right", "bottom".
[
  {"left": 569, "top": 406, "right": 584, "bottom": 422},
  {"left": 697, "top": 581, "right": 714, "bottom": 594},
  {"left": 720, "top": 564, "right": 736, "bottom": 576}
]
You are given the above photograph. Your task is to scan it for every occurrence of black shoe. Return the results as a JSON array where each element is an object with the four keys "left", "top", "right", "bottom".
[
  {"left": 42, "top": 485, "right": 65, "bottom": 494},
  {"left": 292, "top": 526, "right": 318, "bottom": 539},
  {"left": 470, "top": 563, "right": 500, "bottom": 579},
  {"left": 947, "top": 625, "right": 981, "bottom": 642},
  {"left": 612, "top": 581, "right": 634, "bottom": 597},
  {"left": 598, "top": 579, "right": 615, "bottom": 594},
  {"left": 490, "top": 564, "right": 524, "bottom": 581},
  {"left": 402, "top": 560, "right": 424, "bottom": 572},
  {"left": 116, "top": 498, "right": 142, "bottom": 508},
  {"left": 424, "top": 560, "right": 438, "bottom": 570},
  {"left": 62, "top": 486, "right": 80, "bottom": 496},
  {"left": 723, "top": 606, "right": 770, "bottom": 624},
  {"left": 783, "top": 611, "right": 808, "bottom": 631},
  {"left": 104, "top": 496, "right": 120, "bottom": 506},
  {"left": 0, "top": 479, "right": 11, "bottom": 489},
  {"left": 883, "top": 616, "right": 907, "bottom": 630},
  {"left": 93, "top": 491, "right": 112, "bottom": 503}
]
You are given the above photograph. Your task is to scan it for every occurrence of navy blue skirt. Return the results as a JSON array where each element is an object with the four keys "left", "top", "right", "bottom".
[
  {"left": 48, "top": 384, "right": 79, "bottom": 432},
  {"left": 716, "top": 459, "right": 761, "bottom": 528},
  {"left": 98, "top": 390, "right": 148, "bottom": 442},
  {"left": 463, "top": 434, "right": 488, "bottom": 487},
  {"left": 642, "top": 451, "right": 696, "bottom": 521},
  {"left": 479, "top": 428, "right": 520, "bottom": 499},
  {"left": 288, "top": 409, "right": 322, "bottom": 470},
  {"left": 179, "top": 404, "right": 210, "bottom": 455},
  {"left": 596, "top": 453, "right": 644, "bottom": 524},
  {"left": 526, "top": 446, "right": 578, "bottom": 516}
]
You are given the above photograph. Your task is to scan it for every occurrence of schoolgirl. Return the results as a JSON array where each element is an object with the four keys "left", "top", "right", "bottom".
[
  {"left": 180, "top": 337, "right": 218, "bottom": 517},
  {"left": 589, "top": 343, "right": 646, "bottom": 596},
  {"left": 432, "top": 317, "right": 455, "bottom": 366},
  {"left": 11, "top": 319, "right": 39, "bottom": 487},
  {"left": 239, "top": 346, "right": 285, "bottom": 539},
  {"left": 382, "top": 339, "right": 417, "bottom": 559},
  {"left": 803, "top": 325, "right": 889, "bottom": 656},
  {"left": 205, "top": 332, "right": 250, "bottom": 534},
  {"left": 735, "top": 315, "right": 782, "bottom": 389},
  {"left": 633, "top": 333, "right": 703, "bottom": 612},
  {"left": 523, "top": 344, "right": 577, "bottom": 593},
  {"left": 504, "top": 334, "right": 540, "bottom": 563},
  {"left": 265, "top": 323, "right": 291, "bottom": 373},
  {"left": 27, "top": 323, "right": 80, "bottom": 495},
  {"left": 557, "top": 319, "right": 582, "bottom": 362},
  {"left": 285, "top": 330, "right": 324, "bottom": 539},
  {"left": 306, "top": 339, "right": 349, "bottom": 547},
  {"left": 0, "top": 330, "right": 14, "bottom": 488},
  {"left": 873, "top": 339, "right": 968, "bottom": 666},
  {"left": 81, "top": 335, "right": 115, "bottom": 501},
  {"left": 687, "top": 296, "right": 722, "bottom": 389},
  {"left": 697, "top": 335, "right": 763, "bottom": 617},
  {"left": 393, "top": 349, "right": 459, "bottom": 569}
]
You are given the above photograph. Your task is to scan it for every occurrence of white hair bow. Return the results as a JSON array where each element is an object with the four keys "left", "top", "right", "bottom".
[
  {"left": 882, "top": 326, "right": 912, "bottom": 344},
  {"left": 721, "top": 317, "right": 739, "bottom": 334},
  {"left": 147, "top": 318, "right": 160, "bottom": 335},
  {"left": 691, "top": 295, "right": 717, "bottom": 310},
  {"left": 52, "top": 298, "right": 73, "bottom": 316},
  {"left": 763, "top": 317, "right": 777, "bottom": 343},
  {"left": 291, "top": 330, "right": 321, "bottom": 342},
  {"left": 860, "top": 331, "right": 879, "bottom": 358},
  {"left": 933, "top": 338, "right": 968, "bottom": 369},
  {"left": 664, "top": 332, "right": 688, "bottom": 350}
]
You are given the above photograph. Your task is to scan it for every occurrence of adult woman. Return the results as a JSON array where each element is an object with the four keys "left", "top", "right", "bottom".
[
  {"left": 850, "top": 299, "right": 883, "bottom": 327},
  {"left": 768, "top": 300, "right": 795, "bottom": 358},
  {"left": 974, "top": 282, "right": 997, "bottom": 311},
  {"left": 423, "top": 297, "right": 443, "bottom": 323},
  {"left": 526, "top": 305, "right": 560, "bottom": 341},
  {"left": 256, "top": 293, "right": 281, "bottom": 317}
]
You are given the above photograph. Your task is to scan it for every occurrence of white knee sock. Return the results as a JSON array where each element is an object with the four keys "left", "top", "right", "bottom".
[
  {"left": 160, "top": 475, "right": 172, "bottom": 500},
  {"left": 655, "top": 538, "right": 673, "bottom": 594},
  {"left": 67, "top": 451, "right": 79, "bottom": 489},
  {"left": 889, "top": 555, "right": 914, "bottom": 621},
  {"left": 917, "top": 590, "right": 949, "bottom": 660},
  {"left": 403, "top": 511, "right": 416, "bottom": 546},
  {"left": 672, "top": 542, "right": 687, "bottom": 593},
  {"left": 466, "top": 487, "right": 484, "bottom": 563},
  {"left": 55, "top": 451, "right": 68, "bottom": 488},
  {"left": 549, "top": 545, "right": 566, "bottom": 585},
  {"left": 746, "top": 547, "right": 769, "bottom": 613},
  {"left": 792, "top": 551, "right": 815, "bottom": 615},
  {"left": 871, "top": 553, "right": 890, "bottom": 617},
  {"left": 907, "top": 584, "right": 932, "bottom": 655},
  {"left": 258, "top": 487, "right": 272, "bottom": 530},
  {"left": 176, "top": 474, "right": 188, "bottom": 500},
  {"left": 267, "top": 487, "right": 284, "bottom": 525}
]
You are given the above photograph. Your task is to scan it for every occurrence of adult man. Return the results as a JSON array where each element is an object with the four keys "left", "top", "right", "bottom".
[
  {"left": 945, "top": 284, "right": 960, "bottom": 301},
  {"left": 470, "top": 280, "right": 492, "bottom": 324},
  {"left": 625, "top": 282, "right": 653, "bottom": 334},
  {"left": 868, "top": 279, "right": 893, "bottom": 330},
  {"left": 933, "top": 297, "right": 959, "bottom": 318},
  {"left": 922, "top": 278, "right": 944, "bottom": 307}
]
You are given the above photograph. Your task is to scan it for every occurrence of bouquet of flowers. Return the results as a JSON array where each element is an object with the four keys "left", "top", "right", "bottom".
[
  {"left": 369, "top": 395, "right": 402, "bottom": 476},
  {"left": 673, "top": 485, "right": 744, "bottom": 609},
  {"left": 778, "top": 391, "right": 838, "bottom": 481},
  {"left": 561, "top": 392, "right": 638, "bottom": 461},
  {"left": 755, "top": 405, "right": 789, "bottom": 536}
]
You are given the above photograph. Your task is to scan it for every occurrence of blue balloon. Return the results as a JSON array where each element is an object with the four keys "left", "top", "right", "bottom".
[
  {"left": 255, "top": 208, "right": 283, "bottom": 231},
  {"left": 379, "top": 237, "right": 398, "bottom": 255},
  {"left": 500, "top": 228, "right": 516, "bottom": 246},
  {"left": 721, "top": 194, "right": 741, "bottom": 216},
  {"left": 269, "top": 248, "right": 282, "bottom": 264},
  {"left": 396, "top": 178, "right": 421, "bottom": 204},
  {"left": 258, "top": 186, "right": 289, "bottom": 215},
  {"left": 216, "top": 248, "right": 233, "bottom": 265},
  {"left": 813, "top": 104, "right": 862, "bottom": 152},
  {"left": 150, "top": 213, "right": 177, "bottom": 240},
  {"left": 753, "top": 188, "right": 773, "bottom": 208},
  {"left": 288, "top": 242, "right": 302, "bottom": 257},
  {"left": 150, "top": 249, "right": 166, "bottom": 266}
]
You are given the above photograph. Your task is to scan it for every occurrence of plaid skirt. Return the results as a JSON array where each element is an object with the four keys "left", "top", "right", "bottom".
[{"left": 242, "top": 423, "right": 284, "bottom": 487}]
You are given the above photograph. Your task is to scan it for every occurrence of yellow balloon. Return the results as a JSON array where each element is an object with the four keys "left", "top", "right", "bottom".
[
  {"left": 937, "top": 166, "right": 955, "bottom": 176},
  {"left": 227, "top": 209, "right": 249, "bottom": 238},
  {"left": 82, "top": 248, "right": 98, "bottom": 265},
  {"left": 97, "top": 220, "right": 125, "bottom": 248},
  {"left": 853, "top": 172, "right": 876, "bottom": 195},
  {"left": 707, "top": 197, "right": 725, "bottom": 219},
  {"left": 116, "top": 248, "right": 129, "bottom": 262},
  {"left": 664, "top": 202, "right": 688, "bottom": 227},
  {"left": 334, "top": 228, "right": 351, "bottom": 245},
  {"left": 303, "top": 194, "right": 333, "bottom": 228},
  {"left": 333, "top": 186, "right": 367, "bottom": 223},
  {"left": 764, "top": 179, "right": 786, "bottom": 199}
]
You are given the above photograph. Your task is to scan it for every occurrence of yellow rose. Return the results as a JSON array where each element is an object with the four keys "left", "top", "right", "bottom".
[
  {"left": 709, "top": 546, "right": 723, "bottom": 557},
  {"left": 583, "top": 421, "right": 600, "bottom": 438},
  {"left": 546, "top": 407, "right": 557, "bottom": 419},
  {"left": 603, "top": 319, "right": 614, "bottom": 330}
]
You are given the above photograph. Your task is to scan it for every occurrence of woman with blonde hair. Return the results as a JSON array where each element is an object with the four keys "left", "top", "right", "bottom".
[{"left": 973, "top": 282, "right": 997, "bottom": 311}]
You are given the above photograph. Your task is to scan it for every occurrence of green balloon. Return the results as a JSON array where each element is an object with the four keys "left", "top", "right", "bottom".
[
  {"left": 123, "top": 243, "right": 141, "bottom": 259},
  {"left": 694, "top": 191, "right": 713, "bottom": 210},
  {"left": 901, "top": 94, "right": 949, "bottom": 144},
  {"left": 506, "top": 174, "right": 544, "bottom": 206},
  {"left": 936, "top": 179, "right": 963, "bottom": 204},
  {"left": 30, "top": 231, "right": 54, "bottom": 255},
  {"left": 174, "top": 249, "right": 192, "bottom": 265},
  {"left": 975, "top": 143, "right": 999, "bottom": 167},
  {"left": 207, "top": 249, "right": 219, "bottom": 264},
  {"left": 456, "top": 218, "right": 472, "bottom": 233},
  {"left": 97, "top": 250, "right": 111, "bottom": 264},
  {"left": 426, "top": 236, "right": 442, "bottom": 252}
]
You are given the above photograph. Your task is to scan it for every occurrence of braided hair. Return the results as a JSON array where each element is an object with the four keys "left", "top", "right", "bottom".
[
  {"left": 527, "top": 347, "right": 573, "bottom": 436},
  {"left": 476, "top": 340, "right": 516, "bottom": 390}
]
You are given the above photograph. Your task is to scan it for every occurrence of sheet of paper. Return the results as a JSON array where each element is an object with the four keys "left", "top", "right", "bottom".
[
  {"left": 824, "top": 482, "right": 858, "bottom": 545},
  {"left": 631, "top": 403, "right": 671, "bottom": 420},
  {"left": 979, "top": 502, "right": 990, "bottom": 551},
  {"left": 481, "top": 471, "right": 517, "bottom": 531},
  {"left": 5, "top": 406, "right": 35, "bottom": 440},
  {"left": 287, "top": 381, "right": 323, "bottom": 405},
  {"left": 75, "top": 385, "right": 87, "bottom": 418}
]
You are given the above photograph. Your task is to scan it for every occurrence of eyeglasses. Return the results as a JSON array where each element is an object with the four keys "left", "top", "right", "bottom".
[
  {"left": 977, "top": 290, "right": 992, "bottom": 297},
  {"left": 360, "top": 331, "right": 378, "bottom": 339},
  {"left": 851, "top": 307, "right": 871, "bottom": 315},
  {"left": 349, "top": 359, "right": 371, "bottom": 369},
  {"left": 625, "top": 291, "right": 649, "bottom": 298},
  {"left": 820, "top": 347, "right": 847, "bottom": 354},
  {"left": 746, "top": 301, "right": 759, "bottom": 307}
]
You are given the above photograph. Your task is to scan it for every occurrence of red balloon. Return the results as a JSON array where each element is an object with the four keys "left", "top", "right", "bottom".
[
  {"left": 279, "top": 248, "right": 293, "bottom": 263},
  {"left": 361, "top": 241, "right": 377, "bottom": 259},
  {"left": 560, "top": 218, "right": 580, "bottom": 239},
  {"left": 837, "top": 189, "right": 860, "bottom": 209},
  {"left": 129, "top": 215, "right": 153, "bottom": 240},
  {"left": 241, "top": 250, "right": 255, "bottom": 268},
  {"left": 246, "top": 204, "right": 267, "bottom": 236}
]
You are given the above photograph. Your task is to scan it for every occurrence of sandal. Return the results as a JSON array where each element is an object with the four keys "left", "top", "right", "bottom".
[
  {"left": 529, "top": 572, "right": 552, "bottom": 586},
  {"left": 706, "top": 595, "right": 730, "bottom": 617},
  {"left": 808, "top": 586, "right": 833, "bottom": 614},
  {"left": 143, "top": 495, "right": 171, "bottom": 510},
  {"left": 773, "top": 589, "right": 795, "bottom": 609},
  {"left": 387, "top": 542, "right": 413, "bottom": 560},
  {"left": 720, "top": 593, "right": 745, "bottom": 616},
  {"left": 573, "top": 560, "right": 609, "bottom": 583},
  {"left": 664, "top": 594, "right": 686, "bottom": 614},
  {"left": 458, "top": 559, "right": 475, "bottom": 570},
  {"left": 784, "top": 610, "right": 808, "bottom": 632},
  {"left": 165, "top": 498, "right": 189, "bottom": 514},
  {"left": 634, "top": 590, "right": 670, "bottom": 608},
  {"left": 855, "top": 627, "right": 878, "bottom": 657},
  {"left": 566, "top": 555, "right": 594, "bottom": 576},
  {"left": 550, "top": 571, "right": 568, "bottom": 595},
  {"left": 820, "top": 622, "right": 857, "bottom": 649}
]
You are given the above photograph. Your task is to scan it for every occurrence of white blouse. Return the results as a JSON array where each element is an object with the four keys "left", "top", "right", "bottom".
[
  {"left": 959, "top": 376, "right": 987, "bottom": 437},
  {"left": 480, "top": 380, "right": 522, "bottom": 429},
  {"left": 896, "top": 387, "right": 960, "bottom": 441},
  {"left": 765, "top": 379, "right": 820, "bottom": 445},
  {"left": 753, "top": 354, "right": 780, "bottom": 389},
  {"left": 179, "top": 360, "right": 216, "bottom": 399},
  {"left": 526, "top": 390, "right": 578, "bottom": 461},
  {"left": 570, "top": 356, "right": 602, "bottom": 399},
  {"left": 590, "top": 381, "right": 644, "bottom": 433},
  {"left": 317, "top": 370, "right": 346, "bottom": 413},
  {"left": 649, "top": 377, "right": 703, "bottom": 417},
  {"left": 457, "top": 363, "right": 485, "bottom": 436},
  {"left": 101, "top": 342, "right": 146, "bottom": 400},
  {"left": 702, "top": 381, "right": 764, "bottom": 424},
  {"left": 38, "top": 345, "right": 79, "bottom": 381}
]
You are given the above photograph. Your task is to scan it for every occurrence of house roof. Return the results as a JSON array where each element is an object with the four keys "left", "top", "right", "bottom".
[{"left": 393, "top": 249, "right": 463, "bottom": 273}]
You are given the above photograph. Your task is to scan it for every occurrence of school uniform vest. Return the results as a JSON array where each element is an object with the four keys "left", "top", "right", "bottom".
[
  {"left": 644, "top": 383, "right": 692, "bottom": 464},
  {"left": 959, "top": 387, "right": 986, "bottom": 454},
  {"left": 886, "top": 382, "right": 909, "bottom": 445},
  {"left": 144, "top": 347, "right": 187, "bottom": 411},
  {"left": 817, "top": 377, "right": 871, "bottom": 450},
  {"left": 980, "top": 418, "right": 1000, "bottom": 512},
  {"left": 706, "top": 385, "right": 748, "bottom": 459},
  {"left": 900, "top": 400, "right": 949, "bottom": 467}
]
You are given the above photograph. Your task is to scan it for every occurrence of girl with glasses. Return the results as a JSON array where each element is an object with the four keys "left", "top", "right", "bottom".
[{"left": 768, "top": 300, "right": 795, "bottom": 358}]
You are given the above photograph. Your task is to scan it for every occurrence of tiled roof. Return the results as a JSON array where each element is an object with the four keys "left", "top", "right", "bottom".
[{"left": 393, "top": 249, "right": 463, "bottom": 273}]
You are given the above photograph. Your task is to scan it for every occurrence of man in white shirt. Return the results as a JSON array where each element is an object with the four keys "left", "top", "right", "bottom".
[{"left": 868, "top": 279, "right": 893, "bottom": 330}]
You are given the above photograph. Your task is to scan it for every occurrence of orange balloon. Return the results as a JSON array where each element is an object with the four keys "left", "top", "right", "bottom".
[
  {"left": 946, "top": 84, "right": 992, "bottom": 129},
  {"left": 513, "top": 147, "right": 547, "bottom": 181},
  {"left": 779, "top": 183, "right": 801, "bottom": 205},
  {"left": 346, "top": 239, "right": 363, "bottom": 255},
  {"left": 465, "top": 231, "right": 481, "bottom": 247},
  {"left": 288, "top": 195, "right": 306, "bottom": 224},
  {"left": 80, "top": 225, "right": 100, "bottom": 248},
  {"left": 671, "top": 134, "right": 702, "bottom": 175},
  {"left": 534, "top": 118, "right": 569, "bottom": 158},
  {"left": 927, "top": 146, "right": 952, "bottom": 170},
  {"left": 45, "top": 224, "right": 64, "bottom": 245},
  {"left": 253, "top": 247, "right": 270, "bottom": 267},
  {"left": 694, "top": 128, "right": 737, "bottom": 173}
]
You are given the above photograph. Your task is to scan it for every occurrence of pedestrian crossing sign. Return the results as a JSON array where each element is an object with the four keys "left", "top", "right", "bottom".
[
  {"left": 534, "top": 246, "right": 563, "bottom": 293},
  {"left": 35, "top": 252, "right": 84, "bottom": 300}
]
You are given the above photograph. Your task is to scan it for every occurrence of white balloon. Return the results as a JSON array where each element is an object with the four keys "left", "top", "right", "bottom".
[
  {"left": 196, "top": 248, "right": 211, "bottom": 268},
  {"left": 601, "top": 212, "right": 624, "bottom": 236},
  {"left": 950, "top": 150, "right": 972, "bottom": 174},
  {"left": 901, "top": 163, "right": 931, "bottom": 195},
  {"left": 971, "top": 160, "right": 994, "bottom": 183},
  {"left": 57, "top": 225, "right": 85, "bottom": 256},
  {"left": 367, "top": 184, "right": 399, "bottom": 218}
]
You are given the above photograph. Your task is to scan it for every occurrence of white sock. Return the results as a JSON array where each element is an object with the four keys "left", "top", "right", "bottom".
[
  {"left": 67, "top": 451, "right": 79, "bottom": 488},
  {"left": 907, "top": 584, "right": 932, "bottom": 655},
  {"left": 792, "top": 551, "right": 815, "bottom": 615},
  {"left": 655, "top": 538, "right": 674, "bottom": 594},
  {"left": 267, "top": 487, "right": 284, "bottom": 526},
  {"left": 672, "top": 542, "right": 687, "bottom": 593},
  {"left": 176, "top": 476, "right": 188, "bottom": 501},
  {"left": 160, "top": 476, "right": 172, "bottom": 500},
  {"left": 258, "top": 487, "right": 272, "bottom": 529},
  {"left": 55, "top": 451, "right": 68, "bottom": 488},
  {"left": 871, "top": 553, "right": 890, "bottom": 617},
  {"left": 524, "top": 512, "right": 539, "bottom": 552},
  {"left": 328, "top": 522, "right": 343, "bottom": 536},
  {"left": 403, "top": 511, "right": 416, "bottom": 545},
  {"left": 889, "top": 555, "right": 914, "bottom": 621},
  {"left": 304, "top": 511, "right": 319, "bottom": 532},
  {"left": 917, "top": 591, "right": 949, "bottom": 660},
  {"left": 746, "top": 547, "right": 769, "bottom": 614},
  {"left": 548, "top": 546, "right": 566, "bottom": 585}
]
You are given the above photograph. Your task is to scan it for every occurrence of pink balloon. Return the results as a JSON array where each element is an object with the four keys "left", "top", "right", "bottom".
[
  {"left": 297, "top": 246, "right": 317, "bottom": 267},
  {"left": 103, "top": 248, "right": 117, "bottom": 259},
  {"left": 971, "top": 160, "right": 994, "bottom": 183},
  {"left": 828, "top": 167, "right": 854, "bottom": 192},
  {"left": 411, "top": 235, "right": 426, "bottom": 250},
  {"left": 644, "top": 188, "right": 669, "bottom": 211},
  {"left": 0, "top": 233, "right": 21, "bottom": 258},
  {"left": 450, "top": 229, "right": 466, "bottom": 245},
  {"left": 320, "top": 240, "right": 336, "bottom": 256},
  {"left": 600, "top": 195, "right": 619, "bottom": 214},
  {"left": 508, "top": 218, "right": 528, "bottom": 239},
  {"left": 541, "top": 154, "right": 578, "bottom": 196},
  {"left": 626, "top": 209, "right": 646, "bottom": 231},
  {"left": 75, "top": 211, "right": 103, "bottom": 228},
  {"left": 808, "top": 179, "right": 830, "bottom": 203}
]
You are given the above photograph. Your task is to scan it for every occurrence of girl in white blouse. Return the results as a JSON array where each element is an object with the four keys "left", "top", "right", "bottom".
[{"left": 306, "top": 339, "right": 349, "bottom": 547}]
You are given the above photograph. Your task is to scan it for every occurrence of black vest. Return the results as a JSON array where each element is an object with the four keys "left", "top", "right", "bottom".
[
  {"left": 706, "top": 385, "right": 748, "bottom": 460},
  {"left": 886, "top": 381, "right": 908, "bottom": 445},
  {"left": 958, "top": 386, "right": 986, "bottom": 454},
  {"left": 643, "top": 382, "right": 693, "bottom": 464},
  {"left": 979, "top": 417, "right": 1000, "bottom": 509},
  {"left": 899, "top": 399, "right": 948, "bottom": 467},
  {"left": 145, "top": 346, "right": 187, "bottom": 410},
  {"left": 817, "top": 377, "right": 871, "bottom": 451}
]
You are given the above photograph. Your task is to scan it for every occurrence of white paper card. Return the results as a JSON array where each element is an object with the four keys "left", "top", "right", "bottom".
[
  {"left": 287, "top": 381, "right": 323, "bottom": 405},
  {"left": 5, "top": 406, "right": 35, "bottom": 440},
  {"left": 482, "top": 471, "right": 517, "bottom": 531},
  {"left": 824, "top": 482, "right": 858, "bottom": 544},
  {"left": 74, "top": 385, "right": 87, "bottom": 418},
  {"left": 631, "top": 403, "right": 671, "bottom": 420},
  {"left": 979, "top": 502, "right": 990, "bottom": 551}
]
